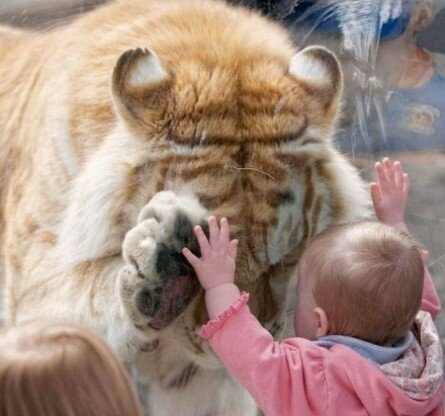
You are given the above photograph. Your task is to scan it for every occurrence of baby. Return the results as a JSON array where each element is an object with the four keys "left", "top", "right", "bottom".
[
  {"left": 0, "top": 320, "right": 144, "bottom": 416},
  {"left": 183, "top": 158, "right": 444, "bottom": 416}
]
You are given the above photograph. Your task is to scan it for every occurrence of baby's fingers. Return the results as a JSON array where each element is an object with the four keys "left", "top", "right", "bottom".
[
  {"left": 208, "top": 216, "right": 220, "bottom": 243},
  {"left": 182, "top": 247, "right": 200, "bottom": 268},
  {"left": 370, "top": 182, "right": 382, "bottom": 205},
  {"left": 228, "top": 239, "right": 239, "bottom": 260},
  {"left": 194, "top": 225, "right": 210, "bottom": 255},
  {"left": 220, "top": 218, "right": 230, "bottom": 244},
  {"left": 402, "top": 173, "right": 410, "bottom": 199},
  {"left": 394, "top": 161, "right": 404, "bottom": 190},
  {"left": 383, "top": 157, "right": 394, "bottom": 182},
  {"left": 375, "top": 162, "right": 388, "bottom": 189}
]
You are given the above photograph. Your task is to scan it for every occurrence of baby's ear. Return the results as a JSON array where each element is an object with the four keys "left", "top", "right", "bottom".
[
  {"left": 112, "top": 47, "right": 172, "bottom": 130},
  {"left": 289, "top": 46, "right": 343, "bottom": 109},
  {"left": 314, "top": 307, "right": 330, "bottom": 338}
]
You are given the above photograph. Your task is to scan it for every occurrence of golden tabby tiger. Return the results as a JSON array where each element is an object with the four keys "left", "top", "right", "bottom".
[{"left": 0, "top": 0, "right": 370, "bottom": 414}]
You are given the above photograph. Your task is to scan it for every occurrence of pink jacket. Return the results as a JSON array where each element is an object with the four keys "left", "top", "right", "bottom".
[{"left": 200, "top": 266, "right": 444, "bottom": 416}]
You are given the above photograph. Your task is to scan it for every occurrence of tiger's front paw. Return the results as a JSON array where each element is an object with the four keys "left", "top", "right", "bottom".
[{"left": 118, "top": 192, "right": 208, "bottom": 331}]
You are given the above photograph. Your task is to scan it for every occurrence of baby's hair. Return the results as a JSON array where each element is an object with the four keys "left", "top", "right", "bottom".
[
  {"left": 300, "top": 221, "right": 424, "bottom": 345},
  {"left": 0, "top": 320, "right": 143, "bottom": 416}
]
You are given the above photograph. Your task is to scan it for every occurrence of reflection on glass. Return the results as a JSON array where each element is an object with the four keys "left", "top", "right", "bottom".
[
  {"left": 288, "top": 0, "right": 445, "bottom": 155},
  {"left": 2, "top": 0, "right": 444, "bottom": 356},
  {"left": 287, "top": 0, "right": 445, "bottom": 347}
]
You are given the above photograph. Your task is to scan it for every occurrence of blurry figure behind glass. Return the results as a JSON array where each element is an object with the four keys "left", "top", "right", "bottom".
[
  {"left": 375, "top": 0, "right": 445, "bottom": 153},
  {"left": 287, "top": 0, "right": 445, "bottom": 154}
]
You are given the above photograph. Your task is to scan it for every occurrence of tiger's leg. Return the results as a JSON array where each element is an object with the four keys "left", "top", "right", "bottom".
[
  {"left": 135, "top": 346, "right": 257, "bottom": 416},
  {"left": 148, "top": 368, "right": 257, "bottom": 416},
  {"left": 6, "top": 245, "right": 158, "bottom": 361},
  {"left": 118, "top": 191, "right": 258, "bottom": 414},
  {"left": 117, "top": 191, "right": 209, "bottom": 332},
  {"left": 119, "top": 191, "right": 303, "bottom": 415}
]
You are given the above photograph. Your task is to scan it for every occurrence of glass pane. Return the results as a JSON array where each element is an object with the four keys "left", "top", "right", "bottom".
[
  {"left": 286, "top": 0, "right": 445, "bottom": 345},
  {"left": 2, "top": 0, "right": 443, "bottom": 379}
]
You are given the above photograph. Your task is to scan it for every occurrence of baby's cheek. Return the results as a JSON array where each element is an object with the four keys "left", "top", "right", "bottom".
[{"left": 294, "top": 304, "right": 317, "bottom": 340}]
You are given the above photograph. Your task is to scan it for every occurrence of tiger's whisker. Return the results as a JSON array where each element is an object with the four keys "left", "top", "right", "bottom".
[{"left": 224, "top": 165, "right": 277, "bottom": 181}]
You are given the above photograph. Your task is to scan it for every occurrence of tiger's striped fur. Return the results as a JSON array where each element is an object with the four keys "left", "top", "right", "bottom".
[{"left": 0, "top": 0, "right": 370, "bottom": 414}]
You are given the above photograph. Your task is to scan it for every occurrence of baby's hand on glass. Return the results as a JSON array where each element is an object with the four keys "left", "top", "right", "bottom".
[
  {"left": 370, "top": 157, "right": 410, "bottom": 228},
  {"left": 182, "top": 217, "right": 238, "bottom": 291}
]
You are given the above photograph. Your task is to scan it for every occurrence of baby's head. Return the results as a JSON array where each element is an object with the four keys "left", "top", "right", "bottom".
[
  {"left": 295, "top": 221, "right": 424, "bottom": 345},
  {"left": 0, "top": 320, "right": 143, "bottom": 416}
]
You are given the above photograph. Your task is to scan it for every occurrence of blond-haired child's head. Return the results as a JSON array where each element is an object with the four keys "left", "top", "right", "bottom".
[
  {"left": 294, "top": 221, "right": 424, "bottom": 345},
  {"left": 0, "top": 320, "right": 143, "bottom": 416}
]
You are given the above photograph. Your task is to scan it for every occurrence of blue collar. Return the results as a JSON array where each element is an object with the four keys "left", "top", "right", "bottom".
[{"left": 315, "top": 332, "right": 414, "bottom": 364}]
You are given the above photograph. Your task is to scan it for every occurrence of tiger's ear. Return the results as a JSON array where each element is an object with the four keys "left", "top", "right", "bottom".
[
  {"left": 289, "top": 46, "right": 343, "bottom": 108},
  {"left": 112, "top": 48, "right": 172, "bottom": 129}
]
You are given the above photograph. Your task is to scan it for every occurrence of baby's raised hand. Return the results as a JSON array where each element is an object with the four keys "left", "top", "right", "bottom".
[
  {"left": 182, "top": 217, "right": 238, "bottom": 291},
  {"left": 370, "top": 157, "right": 410, "bottom": 228}
]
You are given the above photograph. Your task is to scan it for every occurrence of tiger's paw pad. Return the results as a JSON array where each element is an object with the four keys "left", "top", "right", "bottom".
[{"left": 118, "top": 192, "right": 208, "bottom": 331}]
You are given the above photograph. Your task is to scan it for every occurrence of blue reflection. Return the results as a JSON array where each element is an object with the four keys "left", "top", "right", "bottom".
[
  {"left": 286, "top": 0, "right": 411, "bottom": 41},
  {"left": 286, "top": 0, "right": 445, "bottom": 155}
]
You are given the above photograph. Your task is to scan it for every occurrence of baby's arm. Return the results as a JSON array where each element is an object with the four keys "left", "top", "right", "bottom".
[
  {"left": 182, "top": 218, "right": 326, "bottom": 415},
  {"left": 371, "top": 158, "right": 441, "bottom": 318}
]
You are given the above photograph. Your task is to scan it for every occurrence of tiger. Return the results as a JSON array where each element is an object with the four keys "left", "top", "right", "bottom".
[{"left": 0, "top": 0, "right": 370, "bottom": 414}]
